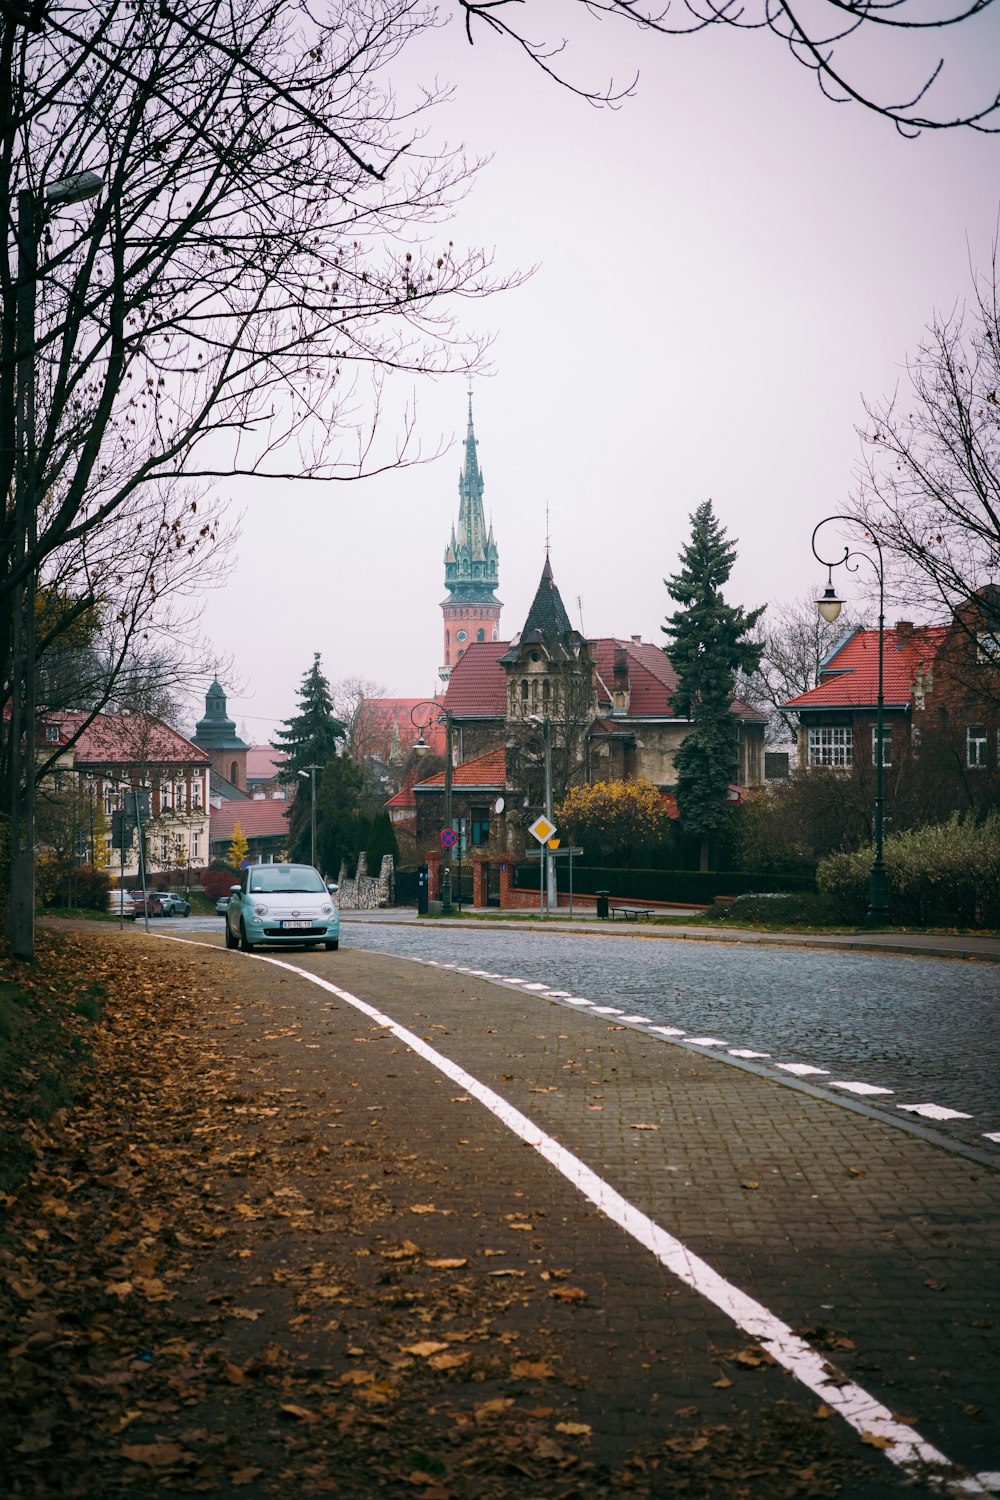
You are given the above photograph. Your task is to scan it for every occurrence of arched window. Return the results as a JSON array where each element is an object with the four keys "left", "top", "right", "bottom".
[
  {"left": 520, "top": 679, "right": 529, "bottom": 702},
  {"left": 542, "top": 679, "right": 550, "bottom": 705},
  {"left": 477, "top": 628, "right": 485, "bottom": 642},
  {"left": 230, "top": 760, "right": 239, "bottom": 785}
]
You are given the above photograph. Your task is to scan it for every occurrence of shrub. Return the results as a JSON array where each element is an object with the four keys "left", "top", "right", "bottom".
[
  {"left": 704, "top": 891, "right": 851, "bottom": 926},
  {"left": 817, "top": 814, "right": 1000, "bottom": 927},
  {"left": 202, "top": 866, "right": 238, "bottom": 902}
]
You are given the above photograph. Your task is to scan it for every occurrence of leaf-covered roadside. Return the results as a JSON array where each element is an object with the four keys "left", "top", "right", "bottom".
[{"left": 0, "top": 930, "right": 909, "bottom": 1499}]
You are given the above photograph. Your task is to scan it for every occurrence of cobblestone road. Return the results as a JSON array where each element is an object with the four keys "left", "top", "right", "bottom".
[{"left": 340, "top": 920, "right": 1000, "bottom": 1156}]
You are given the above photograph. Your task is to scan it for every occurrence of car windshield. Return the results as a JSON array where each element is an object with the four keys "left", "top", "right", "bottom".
[{"left": 248, "top": 866, "right": 326, "bottom": 895}]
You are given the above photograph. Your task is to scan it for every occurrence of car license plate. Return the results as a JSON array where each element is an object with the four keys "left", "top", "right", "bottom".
[{"left": 281, "top": 919, "right": 312, "bottom": 929}]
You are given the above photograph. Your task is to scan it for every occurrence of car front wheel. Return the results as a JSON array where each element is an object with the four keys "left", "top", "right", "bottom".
[
  {"left": 225, "top": 922, "right": 238, "bottom": 950},
  {"left": 325, "top": 939, "right": 339, "bottom": 951},
  {"left": 239, "top": 921, "right": 252, "bottom": 952}
]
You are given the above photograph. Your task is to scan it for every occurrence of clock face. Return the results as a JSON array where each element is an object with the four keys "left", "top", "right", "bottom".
[{"left": 456, "top": 629, "right": 468, "bottom": 642}]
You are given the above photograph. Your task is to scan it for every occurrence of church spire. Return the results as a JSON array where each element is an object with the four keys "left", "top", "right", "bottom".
[{"left": 440, "top": 392, "right": 502, "bottom": 683}]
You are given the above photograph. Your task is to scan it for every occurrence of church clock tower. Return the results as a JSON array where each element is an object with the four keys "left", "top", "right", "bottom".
[{"left": 440, "top": 395, "right": 501, "bottom": 683}]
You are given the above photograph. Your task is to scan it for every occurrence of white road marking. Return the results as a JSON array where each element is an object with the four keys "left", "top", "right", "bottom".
[
  {"left": 829, "top": 1081, "right": 895, "bottom": 1097},
  {"left": 649, "top": 1025, "right": 685, "bottom": 1037},
  {"left": 685, "top": 1036, "right": 728, "bottom": 1047},
  {"left": 899, "top": 1103, "right": 973, "bottom": 1122},
  {"left": 157, "top": 935, "right": 991, "bottom": 1494},
  {"left": 983, "top": 1134, "right": 1000, "bottom": 1144},
  {"left": 728, "top": 1048, "right": 771, "bottom": 1059},
  {"left": 619, "top": 1014, "right": 653, "bottom": 1024},
  {"left": 591, "top": 1005, "right": 625, "bottom": 1015},
  {"left": 777, "top": 1063, "right": 830, "bottom": 1077}
]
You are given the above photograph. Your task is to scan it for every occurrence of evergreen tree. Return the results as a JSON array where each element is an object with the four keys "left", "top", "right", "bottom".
[
  {"left": 362, "top": 809, "right": 400, "bottom": 873},
  {"left": 273, "top": 654, "right": 347, "bottom": 861},
  {"left": 662, "top": 502, "right": 764, "bottom": 869}
]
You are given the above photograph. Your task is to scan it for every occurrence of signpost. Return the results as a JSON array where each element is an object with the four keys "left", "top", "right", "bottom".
[{"left": 528, "top": 815, "right": 558, "bottom": 916}]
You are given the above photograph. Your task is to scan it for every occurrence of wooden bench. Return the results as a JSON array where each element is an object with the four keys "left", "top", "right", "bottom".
[{"left": 610, "top": 905, "right": 655, "bottom": 921}]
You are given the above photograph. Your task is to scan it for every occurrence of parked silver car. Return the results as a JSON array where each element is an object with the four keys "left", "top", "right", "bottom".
[
  {"left": 225, "top": 864, "right": 339, "bottom": 952},
  {"left": 157, "top": 890, "right": 190, "bottom": 917},
  {"left": 106, "top": 890, "right": 136, "bottom": 919}
]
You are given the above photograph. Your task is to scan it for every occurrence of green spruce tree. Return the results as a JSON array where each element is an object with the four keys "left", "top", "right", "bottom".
[
  {"left": 662, "top": 501, "right": 764, "bottom": 871},
  {"left": 273, "top": 654, "right": 347, "bottom": 862}
]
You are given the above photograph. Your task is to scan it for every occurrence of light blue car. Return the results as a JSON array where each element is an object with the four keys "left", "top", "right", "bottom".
[{"left": 225, "top": 863, "right": 340, "bottom": 952}]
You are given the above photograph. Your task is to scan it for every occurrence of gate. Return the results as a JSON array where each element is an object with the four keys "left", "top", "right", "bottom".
[
  {"left": 485, "top": 862, "right": 501, "bottom": 907},
  {"left": 392, "top": 869, "right": 420, "bottom": 907}
]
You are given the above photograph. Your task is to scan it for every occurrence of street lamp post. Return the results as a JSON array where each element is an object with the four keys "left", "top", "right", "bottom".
[
  {"left": 411, "top": 702, "right": 453, "bottom": 914},
  {"left": 297, "top": 764, "right": 321, "bottom": 869},
  {"left": 7, "top": 171, "right": 103, "bottom": 959},
  {"left": 811, "top": 515, "right": 889, "bottom": 928}
]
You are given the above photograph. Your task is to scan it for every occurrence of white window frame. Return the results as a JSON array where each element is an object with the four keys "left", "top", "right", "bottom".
[
  {"left": 967, "top": 725, "right": 987, "bottom": 768},
  {"left": 45, "top": 722, "right": 60, "bottom": 742},
  {"left": 159, "top": 835, "right": 170, "bottom": 862},
  {"left": 871, "top": 726, "right": 892, "bottom": 767},
  {"left": 192, "top": 831, "right": 201, "bottom": 860},
  {"left": 807, "top": 726, "right": 853, "bottom": 768}
]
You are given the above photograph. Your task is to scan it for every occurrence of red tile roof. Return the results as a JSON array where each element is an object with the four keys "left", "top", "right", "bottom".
[
  {"left": 54, "top": 711, "right": 210, "bottom": 767},
  {"left": 413, "top": 747, "right": 507, "bottom": 790},
  {"left": 444, "top": 644, "right": 509, "bottom": 717},
  {"left": 784, "top": 625, "right": 948, "bottom": 710},
  {"left": 210, "top": 800, "right": 291, "bottom": 838},
  {"left": 444, "top": 637, "right": 765, "bottom": 723},
  {"left": 247, "top": 745, "right": 286, "bottom": 781}
]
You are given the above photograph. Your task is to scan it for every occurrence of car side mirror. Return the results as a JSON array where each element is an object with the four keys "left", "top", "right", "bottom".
[
  {"left": 328, "top": 882, "right": 339, "bottom": 894},
  {"left": 230, "top": 884, "right": 240, "bottom": 894}
]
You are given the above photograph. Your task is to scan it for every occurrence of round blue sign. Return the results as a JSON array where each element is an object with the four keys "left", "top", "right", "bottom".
[{"left": 439, "top": 828, "right": 458, "bottom": 849}]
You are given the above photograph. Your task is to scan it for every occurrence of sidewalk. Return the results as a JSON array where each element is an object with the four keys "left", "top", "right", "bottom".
[
  {"left": 344, "top": 906, "right": 1000, "bottom": 964},
  {"left": 3, "top": 924, "right": 998, "bottom": 1499}
]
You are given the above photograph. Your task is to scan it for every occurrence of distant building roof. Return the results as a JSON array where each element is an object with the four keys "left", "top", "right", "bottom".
[
  {"left": 192, "top": 680, "right": 249, "bottom": 751},
  {"left": 210, "top": 799, "right": 290, "bottom": 840},
  {"left": 247, "top": 745, "right": 286, "bottom": 783},
  {"left": 413, "top": 747, "right": 507, "bottom": 791},
  {"left": 55, "top": 711, "right": 210, "bottom": 768},
  {"left": 359, "top": 698, "right": 448, "bottom": 758},
  {"left": 784, "top": 624, "right": 948, "bottom": 711},
  {"left": 444, "top": 644, "right": 509, "bottom": 717}
]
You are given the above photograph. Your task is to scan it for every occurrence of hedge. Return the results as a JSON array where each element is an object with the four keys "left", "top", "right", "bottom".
[
  {"left": 511, "top": 864, "right": 816, "bottom": 903},
  {"left": 817, "top": 814, "right": 1000, "bottom": 927}
]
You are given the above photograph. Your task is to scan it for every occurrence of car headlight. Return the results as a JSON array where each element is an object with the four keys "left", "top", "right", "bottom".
[
  {"left": 321, "top": 903, "right": 333, "bottom": 915},
  {"left": 252, "top": 903, "right": 268, "bottom": 916}
]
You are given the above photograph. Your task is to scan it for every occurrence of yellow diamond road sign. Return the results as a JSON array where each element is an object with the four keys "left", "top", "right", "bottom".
[{"left": 528, "top": 814, "right": 557, "bottom": 844}]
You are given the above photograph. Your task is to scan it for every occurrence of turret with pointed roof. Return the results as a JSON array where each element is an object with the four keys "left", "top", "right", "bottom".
[
  {"left": 440, "top": 395, "right": 502, "bottom": 683},
  {"left": 192, "top": 679, "right": 249, "bottom": 790}
]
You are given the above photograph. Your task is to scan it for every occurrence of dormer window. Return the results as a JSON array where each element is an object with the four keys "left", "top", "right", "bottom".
[
  {"left": 977, "top": 631, "right": 1000, "bottom": 663},
  {"left": 45, "top": 723, "right": 60, "bottom": 742}
]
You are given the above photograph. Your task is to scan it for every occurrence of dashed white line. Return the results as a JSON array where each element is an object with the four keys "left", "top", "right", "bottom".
[
  {"left": 899, "top": 1103, "right": 973, "bottom": 1122},
  {"left": 686, "top": 1036, "right": 728, "bottom": 1047},
  {"left": 829, "top": 1081, "right": 895, "bottom": 1097},
  {"left": 777, "top": 1063, "right": 830, "bottom": 1077},
  {"left": 728, "top": 1048, "right": 771, "bottom": 1059}
]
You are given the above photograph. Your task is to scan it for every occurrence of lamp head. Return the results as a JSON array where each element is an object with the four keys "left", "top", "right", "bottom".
[
  {"left": 412, "top": 734, "right": 430, "bottom": 758},
  {"left": 816, "top": 575, "right": 843, "bottom": 624}
]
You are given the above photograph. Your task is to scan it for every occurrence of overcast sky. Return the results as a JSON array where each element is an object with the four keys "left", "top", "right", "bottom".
[{"left": 192, "top": 2, "right": 1000, "bottom": 744}]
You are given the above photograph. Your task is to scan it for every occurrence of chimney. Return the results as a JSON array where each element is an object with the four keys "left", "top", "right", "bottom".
[
  {"left": 895, "top": 620, "right": 914, "bottom": 643},
  {"left": 631, "top": 634, "right": 642, "bottom": 645},
  {"left": 613, "top": 647, "right": 631, "bottom": 714}
]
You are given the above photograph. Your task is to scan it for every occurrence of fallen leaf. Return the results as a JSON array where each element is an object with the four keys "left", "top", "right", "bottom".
[
  {"left": 121, "top": 1441, "right": 187, "bottom": 1466},
  {"left": 426, "top": 1258, "right": 468, "bottom": 1270},
  {"left": 630, "top": 1123, "right": 659, "bottom": 1131},
  {"left": 741, "top": 1180, "right": 760, "bottom": 1191},
  {"left": 815, "top": 1404, "right": 835, "bottom": 1419},
  {"left": 403, "top": 1341, "right": 450, "bottom": 1358},
  {"left": 279, "top": 1403, "right": 319, "bottom": 1423},
  {"left": 511, "top": 1360, "right": 555, "bottom": 1379},
  {"left": 548, "top": 1285, "right": 587, "bottom": 1303},
  {"left": 409, "top": 1204, "right": 437, "bottom": 1214},
  {"left": 428, "top": 1350, "right": 470, "bottom": 1370},
  {"left": 861, "top": 1431, "right": 894, "bottom": 1450},
  {"left": 555, "top": 1421, "right": 591, "bottom": 1437}
]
